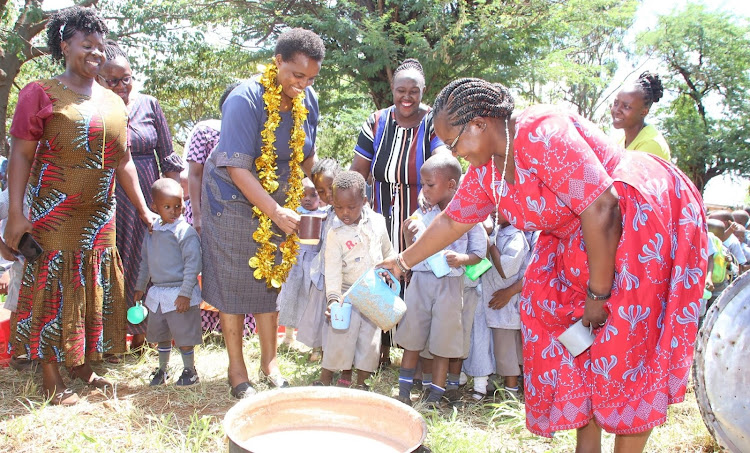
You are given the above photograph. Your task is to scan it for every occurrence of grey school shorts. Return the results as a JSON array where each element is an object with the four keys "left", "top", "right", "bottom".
[
  {"left": 146, "top": 305, "right": 202, "bottom": 347},
  {"left": 395, "top": 272, "right": 464, "bottom": 358}
]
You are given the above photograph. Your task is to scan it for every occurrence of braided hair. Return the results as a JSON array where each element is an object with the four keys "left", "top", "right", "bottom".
[
  {"left": 634, "top": 71, "right": 664, "bottom": 108},
  {"left": 394, "top": 58, "right": 424, "bottom": 79},
  {"left": 433, "top": 78, "right": 514, "bottom": 126},
  {"left": 104, "top": 39, "right": 128, "bottom": 61},
  {"left": 47, "top": 6, "right": 108, "bottom": 65}
]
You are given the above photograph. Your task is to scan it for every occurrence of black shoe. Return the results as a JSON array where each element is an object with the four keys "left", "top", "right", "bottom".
[
  {"left": 229, "top": 381, "right": 257, "bottom": 398},
  {"left": 149, "top": 368, "right": 169, "bottom": 386},
  {"left": 176, "top": 368, "right": 199, "bottom": 386},
  {"left": 395, "top": 395, "right": 413, "bottom": 406},
  {"left": 412, "top": 379, "right": 423, "bottom": 391},
  {"left": 444, "top": 388, "right": 464, "bottom": 408}
]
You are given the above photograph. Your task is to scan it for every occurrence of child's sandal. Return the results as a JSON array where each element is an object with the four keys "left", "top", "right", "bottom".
[
  {"left": 336, "top": 378, "right": 352, "bottom": 388},
  {"left": 470, "top": 390, "right": 486, "bottom": 402}
]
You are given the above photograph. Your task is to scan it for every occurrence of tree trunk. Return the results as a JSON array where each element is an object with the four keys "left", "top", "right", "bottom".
[{"left": 0, "top": 57, "right": 24, "bottom": 156}]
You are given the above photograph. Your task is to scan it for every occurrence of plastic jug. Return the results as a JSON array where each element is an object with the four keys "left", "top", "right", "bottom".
[{"left": 343, "top": 268, "right": 406, "bottom": 332}]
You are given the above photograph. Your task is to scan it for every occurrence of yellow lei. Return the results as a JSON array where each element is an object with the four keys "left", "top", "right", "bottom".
[{"left": 247, "top": 60, "right": 308, "bottom": 288}]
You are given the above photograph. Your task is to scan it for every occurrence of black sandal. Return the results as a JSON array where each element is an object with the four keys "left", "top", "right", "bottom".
[{"left": 230, "top": 381, "right": 256, "bottom": 399}]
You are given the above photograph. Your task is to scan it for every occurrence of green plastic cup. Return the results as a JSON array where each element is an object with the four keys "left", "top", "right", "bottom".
[{"left": 127, "top": 300, "right": 148, "bottom": 325}]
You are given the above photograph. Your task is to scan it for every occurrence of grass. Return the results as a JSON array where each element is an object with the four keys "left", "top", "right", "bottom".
[{"left": 0, "top": 333, "right": 721, "bottom": 452}]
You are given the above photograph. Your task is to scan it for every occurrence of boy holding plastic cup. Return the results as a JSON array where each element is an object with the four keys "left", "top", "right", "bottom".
[
  {"left": 314, "top": 171, "right": 395, "bottom": 388},
  {"left": 134, "top": 179, "right": 202, "bottom": 387},
  {"left": 395, "top": 154, "right": 486, "bottom": 407}
]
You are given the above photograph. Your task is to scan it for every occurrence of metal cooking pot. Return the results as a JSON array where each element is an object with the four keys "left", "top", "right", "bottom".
[
  {"left": 225, "top": 387, "right": 427, "bottom": 453},
  {"left": 693, "top": 271, "right": 750, "bottom": 452}
]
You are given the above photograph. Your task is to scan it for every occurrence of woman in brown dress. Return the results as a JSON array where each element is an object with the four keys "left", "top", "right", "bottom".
[{"left": 5, "top": 7, "right": 155, "bottom": 405}]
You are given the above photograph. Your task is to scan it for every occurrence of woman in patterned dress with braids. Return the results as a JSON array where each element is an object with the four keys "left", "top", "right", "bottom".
[
  {"left": 5, "top": 7, "right": 155, "bottom": 405},
  {"left": 98, "top": 40, "right": 185, "bottom": 351},
  {"left": 380, "top": 78, "right": 706, "bottom": 452},
  {"left": 350, "top": 58, "right": 446, "bottom": 366}
]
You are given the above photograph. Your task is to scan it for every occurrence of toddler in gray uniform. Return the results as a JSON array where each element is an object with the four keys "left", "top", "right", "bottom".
[{"left": 135, "top": 178, "right": 202, "bottom": 386}]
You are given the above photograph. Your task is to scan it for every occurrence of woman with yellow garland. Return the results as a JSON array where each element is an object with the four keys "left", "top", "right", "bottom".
[{"left": 200, "top": 28, "right": 325, "bottom": 397}]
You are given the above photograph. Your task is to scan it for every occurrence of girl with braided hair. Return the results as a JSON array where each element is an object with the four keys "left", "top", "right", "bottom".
[
  {"left": 350, "top": 58, "right": 447, "bottom": 367},
  {"left": 611, "top": 71, "right": 671, "bottom": 160},
  {"left": 380, "top": 77, "right": 706, "bottom": 451}
]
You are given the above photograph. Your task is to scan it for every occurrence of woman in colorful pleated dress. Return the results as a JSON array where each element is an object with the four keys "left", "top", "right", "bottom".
[{"left": 5, "top": 7, "right": 155, "bottom": 405}]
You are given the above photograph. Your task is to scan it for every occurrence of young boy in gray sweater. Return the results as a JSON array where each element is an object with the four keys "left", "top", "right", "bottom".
[{"left": 135, "top": 178, "right": 202, "bottom": 386}]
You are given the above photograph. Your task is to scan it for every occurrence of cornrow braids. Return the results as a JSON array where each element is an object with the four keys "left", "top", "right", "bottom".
[
  {"left": 433, "top": 78, "right": 514, "bottom": 127},
  {"left": 332, "top": 170, "right": 366, "bottom": 198},
  {"left": 47, "top": 6, "right": 108, "bottom": 65},
  {"left": 394, "top": 58, "right": 424, "bottom": 78},
  {"left": 635, "top": 71, "right": 664, "bottom": 107},
  {"left": 104, "top": 39, "right": 128, "bottom": 61},
  {"left": 311, "top": 158, "right": 342, "bottom": 179}
]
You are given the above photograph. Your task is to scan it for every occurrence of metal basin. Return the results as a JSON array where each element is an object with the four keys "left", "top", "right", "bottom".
[
  {"left": 225, "top": 387, "right": 427, "bottom": 453},
  {"left": 693, "top": 271, "right": 750, "bottom": 452}
]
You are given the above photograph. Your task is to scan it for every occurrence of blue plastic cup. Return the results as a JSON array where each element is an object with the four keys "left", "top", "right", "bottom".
[
  {"left": 330, "top": 302, "right": 352, "bottom": 330},
  {"left": 426, "top": 252, "right": 451, "bottom": 278}
]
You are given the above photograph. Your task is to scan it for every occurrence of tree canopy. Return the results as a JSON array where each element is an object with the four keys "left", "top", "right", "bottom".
[
  {"left": 5, "top": 0, "right": 749, "bottom": 194},
  {"left": 638, "top": 3, "right": 750, "bottom": 192}
]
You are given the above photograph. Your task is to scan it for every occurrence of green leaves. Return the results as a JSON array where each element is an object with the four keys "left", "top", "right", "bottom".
[{"left": 639, "top": 4, "right": 750, "bottom": 192}]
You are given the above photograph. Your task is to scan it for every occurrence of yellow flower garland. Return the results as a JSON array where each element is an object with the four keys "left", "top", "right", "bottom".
[{"left": 247, "top": 60, "right": 308, "bottom": 288}]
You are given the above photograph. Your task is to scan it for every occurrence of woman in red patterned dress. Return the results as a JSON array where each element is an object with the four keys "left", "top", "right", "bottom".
[
  {"left": 381, "top": 78, "right": 707, "bottom": 452},
  {"left": 5, "top": 7, "right": 154, "bottom": 405}
]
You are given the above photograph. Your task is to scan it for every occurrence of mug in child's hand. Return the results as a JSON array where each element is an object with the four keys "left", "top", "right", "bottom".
[{"left": 298, "top": 214, "right": 325, "bottom": 245}]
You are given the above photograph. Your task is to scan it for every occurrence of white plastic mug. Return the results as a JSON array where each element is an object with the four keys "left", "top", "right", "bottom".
[
  {"left": 330, "top": 302, "right": 352, "bottom": 330},
  {"left": 557, "top": 319, "right": 595, "bottom": 357},
  {"left": 426, "top": 252, "right": 451, "bottom": 278}
]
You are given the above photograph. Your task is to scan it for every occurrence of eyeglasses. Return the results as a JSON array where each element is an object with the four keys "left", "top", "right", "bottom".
[
  {"left": 446, "top": 123, "right": 468, "bottom": 152},
  {"left": 98, "top": 75, "right": 132, "bottom": 87}
]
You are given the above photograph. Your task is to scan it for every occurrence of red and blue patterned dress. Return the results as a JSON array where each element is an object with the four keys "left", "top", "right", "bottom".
[
  {"left": 9, "top": 79, "right": 129, "bottom": 366},
  {"left": 446, "top": 105, "right": 707, "bottom": 437}
]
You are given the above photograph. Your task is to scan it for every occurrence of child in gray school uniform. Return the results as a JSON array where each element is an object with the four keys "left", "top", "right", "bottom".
[
  {"left": 277, "top": 177, "right": 325, "bottom": 345},
  {"left": 395, "top": 154, "right": 486, "bottom": 407},
  {"left": 464, "top": 210, "right": 536, "bottom": 400},
  {"left": 295, "top": 159, "right": 341, "bottom": 362},
  {"left": 134, "top": 178, "right": 202, "bottom": 387}
]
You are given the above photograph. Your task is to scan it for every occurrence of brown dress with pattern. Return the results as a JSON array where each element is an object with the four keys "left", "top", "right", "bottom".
[{"left": 9, "top": 79, "right": 128, "bottom": 367}]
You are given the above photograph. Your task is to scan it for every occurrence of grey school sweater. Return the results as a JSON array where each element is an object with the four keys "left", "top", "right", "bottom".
[{"left": 135, "top": 216, "right": 202, "bottom": 299}]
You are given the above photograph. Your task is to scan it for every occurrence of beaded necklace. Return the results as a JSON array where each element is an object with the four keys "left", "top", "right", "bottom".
[{"left": 490, "top": 119, "right": 510, "bottom": 225}]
